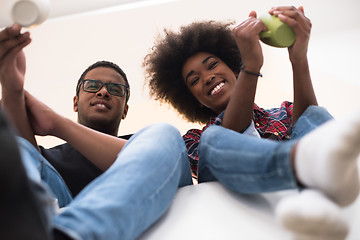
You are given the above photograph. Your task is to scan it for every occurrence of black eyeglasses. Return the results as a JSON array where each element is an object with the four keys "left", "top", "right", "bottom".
[{"left": 80, "top": 79, "right": 128, "bottom": 97}]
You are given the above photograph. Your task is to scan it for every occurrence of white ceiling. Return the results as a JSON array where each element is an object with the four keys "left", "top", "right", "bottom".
[
  {"left": 1, "top": 0, "right": 360, "bottom": 147},
  {"left": 49, "top": 0, "right": 149, "bottom": 18},
  {"left": 0, "top": 0, "right": 177, "bottom": 27}
]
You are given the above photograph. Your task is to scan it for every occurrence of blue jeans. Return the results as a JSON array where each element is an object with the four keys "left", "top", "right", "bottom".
[
  {"left": 197, "top": 106, "right": 334, "bottom": 192},
  {"left": 18, "top": 123, "right": 192, "bottom": 240},
  {"left": 18, "top": 138, "right": 73, "bottom": 208}
]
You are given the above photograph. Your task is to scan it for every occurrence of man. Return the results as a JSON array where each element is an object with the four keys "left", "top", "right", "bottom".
[
  {"left": 0, "top": 24, "right": 192, "bottom": 239},
  {"left": 40, "top": 60, "right": 131, "bottom": 197}
]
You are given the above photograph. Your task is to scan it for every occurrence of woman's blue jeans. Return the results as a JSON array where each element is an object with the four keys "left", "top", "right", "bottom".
[
  {"left": 18, "top": 123, "right": 192, "bottom": 240},
  {"left": 197, "top": 106, "right": 334, "bottom": 192}
]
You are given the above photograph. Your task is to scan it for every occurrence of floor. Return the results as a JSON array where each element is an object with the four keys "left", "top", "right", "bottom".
[{"left": 139, "top": 181, "right": 360, "bottom": 240}]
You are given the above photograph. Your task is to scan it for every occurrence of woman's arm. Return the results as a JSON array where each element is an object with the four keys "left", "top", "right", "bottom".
[
  {"left": 222, "top": 11, "right": 266, "bottom": 133},
  {"left": 270, "top": 6, "right": 318, "bottom": 124}
]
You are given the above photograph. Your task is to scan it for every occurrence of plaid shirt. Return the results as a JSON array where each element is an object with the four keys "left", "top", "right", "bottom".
[{"left": 183, "top": 101, "right": 293, "bottom": 179}]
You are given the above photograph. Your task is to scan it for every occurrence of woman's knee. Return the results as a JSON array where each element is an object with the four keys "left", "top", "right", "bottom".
[
  {"left": 302, "top": 106, "right": 334, "bottom": 121},
  {"left": 200, "top": 125, "right": 223, "bottom": 146}
]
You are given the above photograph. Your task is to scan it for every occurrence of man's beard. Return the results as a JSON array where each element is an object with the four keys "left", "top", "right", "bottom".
[{"left": 78, "top": 115, "right": 120, "bottom": 136}]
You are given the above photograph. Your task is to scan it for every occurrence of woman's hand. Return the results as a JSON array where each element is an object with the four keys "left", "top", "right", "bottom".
[
  {"left": 269, "top": 6, "right": 311, "bottom": 64},
  {"left": 232, "top": 11, "right": 267, "bottom": 72}
]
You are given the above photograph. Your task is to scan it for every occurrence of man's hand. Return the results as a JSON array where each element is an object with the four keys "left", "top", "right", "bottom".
[
  {"left": 0, "top": 24, "right": 31, "bottom": 96},
  {"left": 0, "top": 24, "right": 37, "bottom": 148}
]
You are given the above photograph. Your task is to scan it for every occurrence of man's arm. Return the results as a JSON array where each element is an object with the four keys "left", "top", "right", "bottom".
[
  {"left": 0, "top": 24, "right": 38, "bottom": 148},
  {"left": 25, "top": 91, "right": 127, "bottom": 171},
  {"left": 0, "top": 25, "right": 126, "bottom": 171}
]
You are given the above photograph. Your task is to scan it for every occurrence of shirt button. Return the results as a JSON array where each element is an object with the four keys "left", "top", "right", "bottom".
[{"left": 274, "top": 132, "right": 279, "bottom": 136}]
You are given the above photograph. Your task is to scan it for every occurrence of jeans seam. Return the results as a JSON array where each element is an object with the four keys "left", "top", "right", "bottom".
[{"left": 147, "top": 151, "right": 184, "bottom": 201}]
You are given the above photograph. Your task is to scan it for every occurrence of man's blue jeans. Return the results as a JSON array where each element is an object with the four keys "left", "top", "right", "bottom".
[
  {"left": 197, "top": 106, "right": 334, "bottom": 192},
  {"left": 18, "top": 123, "right": 192, "bottom": 240}
]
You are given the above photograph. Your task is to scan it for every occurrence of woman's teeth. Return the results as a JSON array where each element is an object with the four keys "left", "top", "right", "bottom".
[{"left": 211, "top": 82, "right": 225, "bottom": 95}]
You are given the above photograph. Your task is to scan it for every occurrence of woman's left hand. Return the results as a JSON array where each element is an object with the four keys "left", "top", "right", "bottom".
[{"left": 269, "top": 6, "right": 311, "bottom": 64}]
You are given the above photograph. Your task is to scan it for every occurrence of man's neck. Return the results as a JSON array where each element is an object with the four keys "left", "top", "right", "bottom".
[
  {"left": 80, "top": 121, "right": 119, "bottom": 137},
  {"left": 94, "top": 127, "right": 118, "bottom": 137}
]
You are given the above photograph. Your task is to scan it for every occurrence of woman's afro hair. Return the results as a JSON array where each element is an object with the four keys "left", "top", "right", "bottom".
[{"left": 144, "top": 20, "right": 242, "bottom": 124}]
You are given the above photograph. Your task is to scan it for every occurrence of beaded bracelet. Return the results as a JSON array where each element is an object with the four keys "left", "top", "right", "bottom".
[{"left": 240, "top": 65, "right": 263, "bottom": 77}]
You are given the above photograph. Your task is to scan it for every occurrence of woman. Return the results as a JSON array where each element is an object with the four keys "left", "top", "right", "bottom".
[{"left": 144, "top": 6, "right": 358, "bottom": 239}]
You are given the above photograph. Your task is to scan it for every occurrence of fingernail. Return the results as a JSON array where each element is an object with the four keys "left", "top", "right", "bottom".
[{"left": 12, "top": 24, "right": 21, "bottom": 30}]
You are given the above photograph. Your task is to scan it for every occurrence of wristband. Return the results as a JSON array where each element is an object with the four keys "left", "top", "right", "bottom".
[{"left": 240, "top": 65, "right": 263, "bottom": 77}]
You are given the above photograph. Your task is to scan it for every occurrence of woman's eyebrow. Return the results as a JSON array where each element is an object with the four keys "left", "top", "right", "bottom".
[
  {"left": 185, "top": 70, "right": 194, "bottom": 83},
  {"left": 202, "top": 56, "right": 216, "bottom": 63},
  {"left": 185, "top": 56, "right": 216, "bottom": 83}
]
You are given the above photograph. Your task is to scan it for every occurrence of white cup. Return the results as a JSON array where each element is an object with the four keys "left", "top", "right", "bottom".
[{"left": 11, "top": 0, "right": 50, "bottom": 27}]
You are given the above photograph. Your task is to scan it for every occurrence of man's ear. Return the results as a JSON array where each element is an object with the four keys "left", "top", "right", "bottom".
[
  {"left": 73, "top": 96, "right": 79, "bottom": 112},
  {"left": 121, "top": 104, "right": 129, "bottom": 120}
]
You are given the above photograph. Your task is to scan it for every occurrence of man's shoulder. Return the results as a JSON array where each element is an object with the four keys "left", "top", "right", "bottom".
[
  {"left": 39, "top": 142, "right": 76, "bottom": 160},
  {"left": 40, "top": 142, "right": 72, "bottom": 152},
  {"left": 40, "top": 133, "right": 133, "bottom": 152},
  {"left": 118, "top": 134, "right": 133, "bottom": 140}
]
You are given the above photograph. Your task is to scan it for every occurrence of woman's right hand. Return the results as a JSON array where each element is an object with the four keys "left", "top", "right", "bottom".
[{"left": 232, "top": 11, "right": 266, "bottom": 73}]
